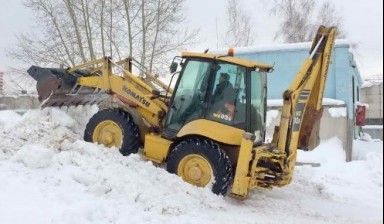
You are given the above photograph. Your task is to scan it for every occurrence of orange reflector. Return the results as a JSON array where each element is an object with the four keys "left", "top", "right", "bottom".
[{"left": 228, "top": 48, "right": 234, "bottom": 56}]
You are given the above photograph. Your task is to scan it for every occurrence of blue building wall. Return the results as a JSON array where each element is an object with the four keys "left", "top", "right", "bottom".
[{"left": 233, "top": 41, "right": 362, "bottom": 120}]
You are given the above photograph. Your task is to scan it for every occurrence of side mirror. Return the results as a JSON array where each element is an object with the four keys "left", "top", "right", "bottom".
[{"left": 170, "top": 62, "right": 178, "bottom": 73}]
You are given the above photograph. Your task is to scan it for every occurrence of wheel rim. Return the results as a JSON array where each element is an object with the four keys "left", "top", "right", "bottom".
[
  {"left": 177, "top": 154, "right": 213, "bottom": 187},
  {"left": 92, "top": 120, "right": 123, "bottom": 148}
]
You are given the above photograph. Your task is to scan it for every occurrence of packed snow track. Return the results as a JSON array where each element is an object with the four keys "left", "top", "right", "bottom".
[{"left": 0, "top": 108, "right": 382, "bottom": 224}]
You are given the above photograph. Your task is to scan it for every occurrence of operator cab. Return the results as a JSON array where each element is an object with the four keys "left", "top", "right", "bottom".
[{"left": 163, "top": 51, "right": 272, "bottom": 144}]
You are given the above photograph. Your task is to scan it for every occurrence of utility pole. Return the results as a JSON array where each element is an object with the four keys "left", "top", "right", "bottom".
[
  {"left": 0, "top": 70, "right": 4, "bottom": 95},
  {"left": 216, "top": 17, "right": 219, "bottom": 49}
]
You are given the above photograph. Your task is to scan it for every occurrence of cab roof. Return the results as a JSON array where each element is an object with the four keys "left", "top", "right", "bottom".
[{"left": 181, "top": 52, "right": 273, "bottom": 71}]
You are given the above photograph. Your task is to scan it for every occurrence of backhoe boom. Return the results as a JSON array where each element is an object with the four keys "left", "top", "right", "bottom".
[{"left": 231, "top": 26, "right": 337, "bottom": 197}]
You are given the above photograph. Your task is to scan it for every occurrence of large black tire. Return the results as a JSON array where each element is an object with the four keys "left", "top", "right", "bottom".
[
  {"left": 167, "top": 138, "right": 233, "bottom": 195},
  {"left": 84, "top": 108, "right": 140, "bottom": 156}
]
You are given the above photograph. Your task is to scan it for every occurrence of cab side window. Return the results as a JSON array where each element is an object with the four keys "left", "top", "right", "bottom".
[{"left": 207, "top": 63, "right": 246, "bottom": 125}]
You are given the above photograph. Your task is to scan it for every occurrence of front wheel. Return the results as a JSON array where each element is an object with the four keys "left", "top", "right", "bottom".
[
  {"left": 84, "top": 108, "right": 140, "bottom": 156},
  {"left": 166, "top": 138, "right": 233, "bottom": 195}
]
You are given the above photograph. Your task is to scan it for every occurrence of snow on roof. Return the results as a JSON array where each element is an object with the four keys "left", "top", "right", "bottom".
[
  {"left": 362, "top": 74, "right": 383, "bottom": 88},
  {"left": 211, "top": 39, "right": 351, "bottom": 55},
  {"left": 268, "top": 98, "right": 346, "bottom": 107}
]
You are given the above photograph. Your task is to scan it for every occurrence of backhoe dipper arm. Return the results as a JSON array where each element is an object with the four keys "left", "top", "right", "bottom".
[{"left": 275, "top": 26, "right": 337, "bottom": 184}]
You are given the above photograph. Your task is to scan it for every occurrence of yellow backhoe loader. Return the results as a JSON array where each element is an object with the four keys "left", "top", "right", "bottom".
[{"left": 28, "top": 26, "right": 336, "bottom": 198}]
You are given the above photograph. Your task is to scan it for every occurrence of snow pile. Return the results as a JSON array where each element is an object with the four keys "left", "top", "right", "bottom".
[
  {"left": 353, "top": 137, "right": 383, "bottom": 160},
  {"left": 12, "top": 144, "right": 55, "bottom": 168},
  {"left": 0, "top": 108, "right": 383, "bottom": 224},
  {"left": 0, "top": 110, "right": 22, "bottom": 128},
  {"left": 0, "top": 109, "right": 76, "bottom": 158},
  {"left": 0, "top": 106, "right": 98, "bottom": 159},
  {"left": 0, "top": 109, "right": 230, "bottom": 223},
  {"left": 298, "top": 137, "right": 383, "bottom": 211},
  {"left": 297, "top": 137, "right": 346, "bottom": 165}
]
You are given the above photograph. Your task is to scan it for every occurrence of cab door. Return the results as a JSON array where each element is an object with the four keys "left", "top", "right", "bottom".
[{"left": 163, "top": 59, "right": 214, "bottom": 138}]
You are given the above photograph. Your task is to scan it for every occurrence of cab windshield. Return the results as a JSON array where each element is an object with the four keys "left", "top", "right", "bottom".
[
  {"left": 165, "top": 59, "right": 212, "bottom": 131},
  {"left": 164, "top": 58, "right": 267, "bottom": 140}
]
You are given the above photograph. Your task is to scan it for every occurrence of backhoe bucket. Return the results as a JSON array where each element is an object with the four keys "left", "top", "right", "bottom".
[
  {"left": 27, "top": 66, "right": 108, "bottom": 107},
  {"left": 298, "top": 106, "right": 323, "bottom": 151}
]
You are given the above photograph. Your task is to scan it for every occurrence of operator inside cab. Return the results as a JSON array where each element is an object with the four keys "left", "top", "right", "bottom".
[{"left": 211, "top": 72, "right": 236, "bottom": 119}]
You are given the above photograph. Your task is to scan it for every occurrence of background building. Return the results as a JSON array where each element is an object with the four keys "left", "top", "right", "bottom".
[{"left": 360, "top": 75, "right": 383, "bottom": 139}]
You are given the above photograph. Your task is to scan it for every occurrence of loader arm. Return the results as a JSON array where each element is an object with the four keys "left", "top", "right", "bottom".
[
  {"left": 274, "top": 26, "right": 337, "bottom": 183},
  {"left": 79, "top": 58, "right": 168, "bottom": 127},
  {"left": 28, "top": 57, "right": 170, "bottom": 128}
]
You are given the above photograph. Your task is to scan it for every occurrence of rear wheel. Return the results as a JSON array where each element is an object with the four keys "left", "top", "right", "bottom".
[
  {"left": 166, "top": 138, "right": 233, "bottom": 195},
  {"left": 84, "top": 108, "right": 140, "bottom": 156}
]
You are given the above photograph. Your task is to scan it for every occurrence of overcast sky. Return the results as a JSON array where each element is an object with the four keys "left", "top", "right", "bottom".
[{"left": 0, "top": 0, "right": 382, "bottom": 78}]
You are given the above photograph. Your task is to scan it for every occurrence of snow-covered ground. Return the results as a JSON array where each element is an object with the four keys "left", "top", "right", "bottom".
[{"left": 0, "top": 108, "right": 382, "bottom": 224}]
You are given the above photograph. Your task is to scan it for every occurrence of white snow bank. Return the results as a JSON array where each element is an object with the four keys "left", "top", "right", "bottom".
[
  {"left": 0, "top": 110, "right": 22, "bottom": 127},
  {"left": 297, "top": 137, "right": 383, "bottom": 210},
  {"left": 12, "top": 144, "right": 55, "bottom": 168},
  {"left": 297, "top": 137, "right": 346, "bottom": 165},
  {"left": 353, "top": 138, "right": 383, "bottom": 161},
  {"left": 0, "top": 106, "right": 97, "bottom": 158}
]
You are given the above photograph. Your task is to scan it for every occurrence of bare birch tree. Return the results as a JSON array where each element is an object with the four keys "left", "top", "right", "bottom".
[
  {"left": 270, "top": 0, "right": 315, "bottom": 43},
  {"left": 315, "top": 1, "right": 346, "bottom": 38},
  {"left": 8, "top": 0, "right": 198, "bottom": 76},
  {"left": 224, "top": 0, "right": 256, "bottom": 47},
  {"left": 270, "top": 0, "right": 346, "bottom": 43}
]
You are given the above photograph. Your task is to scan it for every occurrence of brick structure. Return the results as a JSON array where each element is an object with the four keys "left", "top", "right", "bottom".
[
  {"left": 361, "top": 76, "right": 383, "bottom": 125},
  {"left": 0, "top": 70, "right": 3, "bottom": 94}
]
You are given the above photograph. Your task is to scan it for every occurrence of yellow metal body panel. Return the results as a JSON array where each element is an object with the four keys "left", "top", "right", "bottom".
[
  {"left": 181, "top": 52, "right": 273, "bottom": 70},
  {"left": 231, "top": 134, "right": 254, "bottom": 197},
  {"left": 143, "top": 134, "right": 172, "bottom": 163},
  {"left": 177, "top": 119, "right": 245, "bottom": 146}
]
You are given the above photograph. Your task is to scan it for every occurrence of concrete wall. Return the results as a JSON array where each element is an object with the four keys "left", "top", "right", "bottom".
[
  {"left": 266, "top": 105, "right": 352, "bottom": 161},
  {"left": 0, "top": 95, "right": 40, "bottom": 110},
  {"left": 361, "top": 83, "right": 383, "bottom": 125}
]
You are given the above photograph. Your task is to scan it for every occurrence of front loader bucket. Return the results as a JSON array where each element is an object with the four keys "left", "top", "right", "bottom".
[
  {"left": 28, "top": 66, "right": 77, "bottom": 102},
  {"left": 27, "top": 66, "right": 108, "bottom": 107}
]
